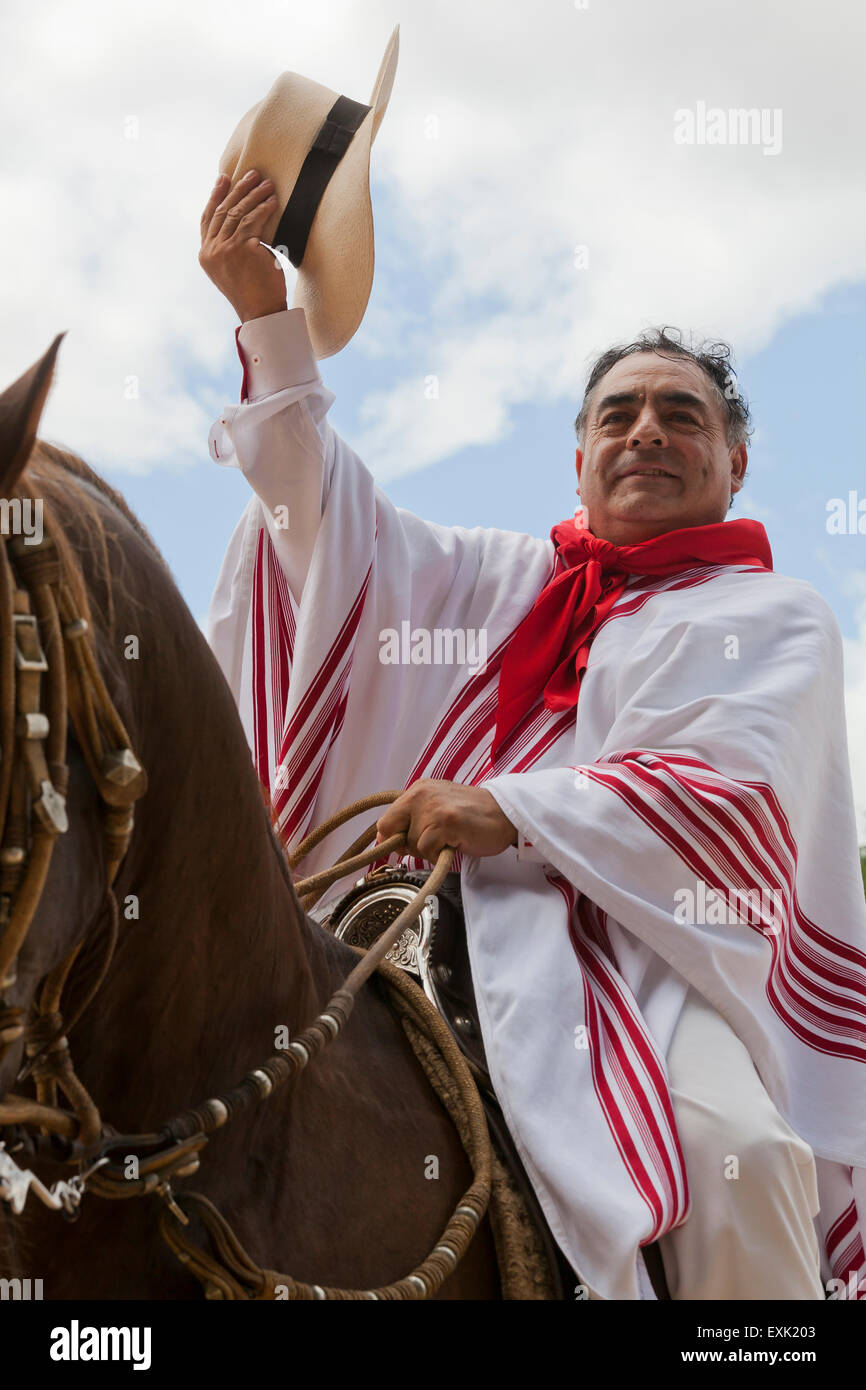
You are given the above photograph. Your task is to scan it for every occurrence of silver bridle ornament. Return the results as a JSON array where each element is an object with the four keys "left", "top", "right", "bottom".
[{"left": 0, "top": 1140, "right": 107, "bottom": 1217}]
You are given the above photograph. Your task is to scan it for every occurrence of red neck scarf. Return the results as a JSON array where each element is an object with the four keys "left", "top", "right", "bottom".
[{"left": 492, "top": 513, "right": 773, "bottom": 760}]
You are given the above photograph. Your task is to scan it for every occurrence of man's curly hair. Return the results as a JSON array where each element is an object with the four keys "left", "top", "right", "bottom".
[{"left": 574, "top": 327, "right": 753, "bottom": 450}]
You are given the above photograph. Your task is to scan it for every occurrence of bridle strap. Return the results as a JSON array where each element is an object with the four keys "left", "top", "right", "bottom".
[
  {"left": 0, "top": 571, "right": 66, "bottom": 990},
  {"left": 0, "top": 542, "right": 17, "bottom": 844},
  {"left": 17, "top": 886, "right": 119, "bottom": 1090},
  {"left": 0, "top": 520, "right": 146, "bottom": 1145}
]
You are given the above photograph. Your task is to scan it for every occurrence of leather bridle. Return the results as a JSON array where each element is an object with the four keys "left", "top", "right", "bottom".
[{"left": 0, "top": 514, "right": 147, "bottom": 1208}]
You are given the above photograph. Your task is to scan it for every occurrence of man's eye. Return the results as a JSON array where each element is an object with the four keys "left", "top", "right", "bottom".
[
  {"left": 601, "top": 412, "right": 627, "bottom": 425},
  {"left": 671, "top": 411, "right": 697, "bottom": 423}
]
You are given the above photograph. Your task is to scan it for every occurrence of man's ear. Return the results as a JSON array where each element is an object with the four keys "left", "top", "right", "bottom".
[
  {"left": 729, "top": 443, "right": 748, "bottom": 495},
  {"left": 575, "top": 446, "right": 583, "bottom": 489}
]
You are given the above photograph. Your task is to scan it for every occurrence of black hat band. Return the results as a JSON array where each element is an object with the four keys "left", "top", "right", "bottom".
[{"left": 272, "top": 94, "right": 372, "bottom": 268}]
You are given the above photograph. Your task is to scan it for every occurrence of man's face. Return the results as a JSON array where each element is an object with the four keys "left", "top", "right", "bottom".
[{"left": 575, "top": 352, "right": 748, "bottom": 544}]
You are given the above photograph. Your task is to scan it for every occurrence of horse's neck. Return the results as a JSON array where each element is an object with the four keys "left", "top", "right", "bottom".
[{"left": 76, "top": 582, "right": 337, "bottom": 1133}]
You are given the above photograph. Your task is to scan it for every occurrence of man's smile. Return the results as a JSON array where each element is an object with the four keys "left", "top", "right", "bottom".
[{"left": 618, "top": 465, "right": 678, "bottom": 480}]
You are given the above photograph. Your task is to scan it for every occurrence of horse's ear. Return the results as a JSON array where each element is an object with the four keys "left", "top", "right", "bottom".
[{"left": 0, "top": 331, "right": 66, "bottom": 496}]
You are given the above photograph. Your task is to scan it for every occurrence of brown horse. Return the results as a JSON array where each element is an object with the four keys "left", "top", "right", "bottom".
[{"left": 0, "top": 337, "right": 502, "bottom": 1299}]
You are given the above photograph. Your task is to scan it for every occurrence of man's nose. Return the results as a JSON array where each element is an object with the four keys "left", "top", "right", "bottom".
[{"left": 628, "top": 409, "right": 668, "bottom": 449}]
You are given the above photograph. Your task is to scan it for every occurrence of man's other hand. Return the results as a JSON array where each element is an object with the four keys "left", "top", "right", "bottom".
[
  {"left": 199, "top": 171, "right": 288, "bottom": 325},
  {"left": 375, "top": 779, "right": 518, "bottom": 862}
]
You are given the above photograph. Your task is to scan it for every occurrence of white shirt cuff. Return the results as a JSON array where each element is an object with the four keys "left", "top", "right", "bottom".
[{"left": 237, "top": 307, "right": 321, "bottom": 402}]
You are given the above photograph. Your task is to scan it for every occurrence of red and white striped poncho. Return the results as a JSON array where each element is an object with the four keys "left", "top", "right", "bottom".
[{"left": 207, "top": 308, "right": 866, "bottom": 1300}]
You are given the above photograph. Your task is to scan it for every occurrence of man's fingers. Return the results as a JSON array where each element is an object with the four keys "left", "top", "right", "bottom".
[
  {"left": 201, "top": 170, "right": 265, "bottom": 243},
  {"left": 416, "top": 823, "right": 448, "bottom": 862},
  {"left": 218, "top": 195, "right": 277, "bottom": 250},
  {"left": 376, "top": 802, "right": 411, "bottom": 842},
  {"left": 375, "top": 783, "right": 456, "bottom": 859},
  {"left": 236, "top": 198, "right": 280, "bottom": 248},
  {"left": 376, "top": 791, "right": 433, "bottom": 849},
  {"left": 388, "top": 807, "right": 448, "bottom": 862},
  {"left": 200, "top": 174, "right": 229, "bottom": 234},
  {"left": 214, "top": 177, "right": 276, "bottom": 244}
]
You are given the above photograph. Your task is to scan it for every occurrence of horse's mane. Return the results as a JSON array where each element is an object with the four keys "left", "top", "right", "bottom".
[
  {"left": 21, "top": 440, "right": 171, "bottom": 637},
  {"left": 29, "top": 439, "right": 166, "bottom": 560}
]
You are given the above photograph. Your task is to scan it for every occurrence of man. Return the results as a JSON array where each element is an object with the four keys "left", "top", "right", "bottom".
[{"left": 201, "top": 170, "right": 866, "bottom": 1300}]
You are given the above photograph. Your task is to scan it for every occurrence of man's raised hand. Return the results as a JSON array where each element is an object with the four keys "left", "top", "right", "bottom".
[{"left": 199, "top": 170, "right": 288, "bottom": 326}]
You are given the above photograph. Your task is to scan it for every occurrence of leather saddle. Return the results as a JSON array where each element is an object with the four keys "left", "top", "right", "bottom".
[{"left": 324, "top": 867, "right": 579, "bottom": 1299}]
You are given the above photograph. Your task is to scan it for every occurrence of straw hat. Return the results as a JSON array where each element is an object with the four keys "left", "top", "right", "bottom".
[{"left": 217, "top": 25, "right": 399, "bottom": 359}]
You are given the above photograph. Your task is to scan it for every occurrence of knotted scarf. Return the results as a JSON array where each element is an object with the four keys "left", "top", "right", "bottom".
[{"left": 492, "top": 513, "right": 773, "bottom": 758}]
